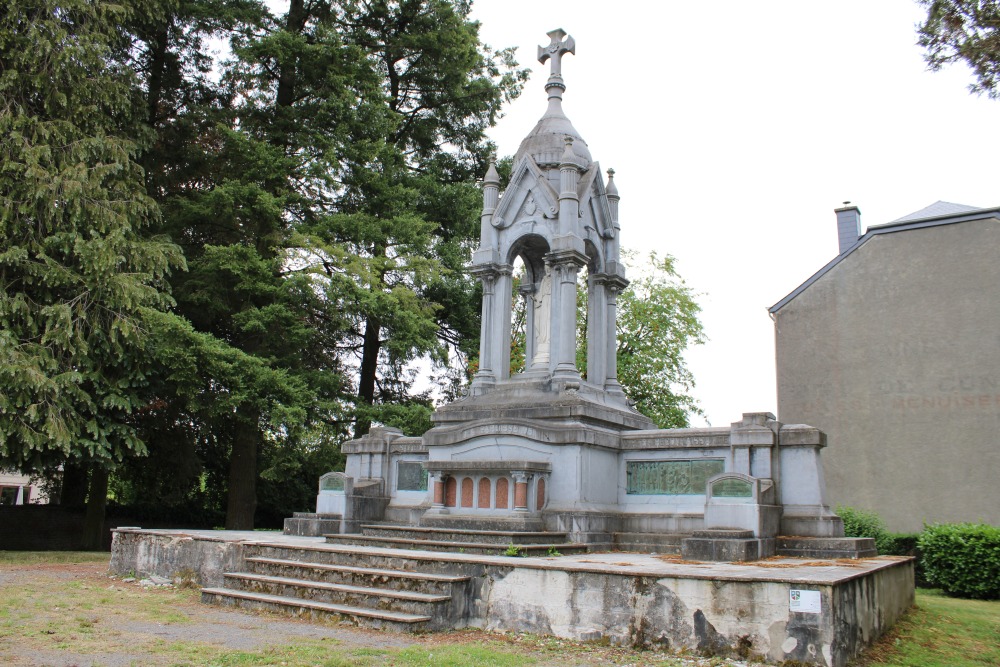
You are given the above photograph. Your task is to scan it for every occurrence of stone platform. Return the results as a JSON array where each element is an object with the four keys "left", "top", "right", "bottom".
[{"left": 111, "top": 528, "right": 913, "bottom": 667}]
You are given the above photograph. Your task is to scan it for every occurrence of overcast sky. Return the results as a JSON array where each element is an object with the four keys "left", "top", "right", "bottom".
[{"left": 469, "top": 0, "right": 1000, "bottom": 426}]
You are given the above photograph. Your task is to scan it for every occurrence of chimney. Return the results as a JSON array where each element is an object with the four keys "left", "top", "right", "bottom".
[{"left": 835, "top": 202, "right": 861, "bottom": 255}]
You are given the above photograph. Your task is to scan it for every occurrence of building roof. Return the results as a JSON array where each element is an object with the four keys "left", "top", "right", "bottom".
[
  {"left": 769, "top": 201, "right": 1000, "bottom": 314},
  {"left": 889, "top": 200, "right": 983, "bottom": 223}
]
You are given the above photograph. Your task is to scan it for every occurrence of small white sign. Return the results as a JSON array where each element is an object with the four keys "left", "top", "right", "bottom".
[{"left": 789, "top": 589, "right": 821, "bottom": 614}]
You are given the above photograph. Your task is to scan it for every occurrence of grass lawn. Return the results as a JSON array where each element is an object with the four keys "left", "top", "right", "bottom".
[
  {"left": 857, "top": 589, "right": 1000, "bottom": 667},
  {"left": 1, "top": 552, "right": 997, "bottom": 666}
]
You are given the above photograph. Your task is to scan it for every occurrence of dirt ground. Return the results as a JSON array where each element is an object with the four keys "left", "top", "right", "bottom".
[
  {"left": 0, "top": 560, "right": 420, "bottom": 666},
  {"left": 0, "top": 559, "right": 757, "bottom": 667}
]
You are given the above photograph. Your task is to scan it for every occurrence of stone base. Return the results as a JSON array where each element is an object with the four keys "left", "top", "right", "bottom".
[
  {"left": 283, "top": 513, "right": 342, "bottom": 537},
  {"left": 681, "top": 529, "right": 777, "bottom": 562},
  {"left": 777, "top": 536, "right": 878, "bottom": 559},
  {"left": 111, "top": 528, "right": 915, "bottom": 667},
  {"left": 781, "top": 509, "right": 846, "bottom": 538},
  {"left": 420, "top": 514, "right": 546, "bottom": 532}
]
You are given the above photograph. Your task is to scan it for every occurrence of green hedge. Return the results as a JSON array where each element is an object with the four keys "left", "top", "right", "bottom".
[
  {"left": 836, "top": 504, "right": 896, "bottom": 554},
  {"left": 918, "top": 523, "right": 1000, "bottom": 600}
]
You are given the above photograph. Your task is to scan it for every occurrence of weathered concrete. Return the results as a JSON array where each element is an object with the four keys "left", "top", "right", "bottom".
[{"left": 111, "top": 528, "right": 913, "bottom": 666}]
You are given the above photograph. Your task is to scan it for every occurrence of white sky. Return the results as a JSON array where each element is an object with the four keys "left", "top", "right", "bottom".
[{"left": 469, "top": 0, "right": 1000, "bottom": 426}]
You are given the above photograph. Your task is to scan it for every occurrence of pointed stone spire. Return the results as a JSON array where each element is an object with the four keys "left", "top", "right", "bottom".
[
  {"left": 605, "top": 168, "right": 618, "bottom": 197},
  {"left": 484, "top": 159, "right": 500, "bottom": 186},
  {"left": 606, "top": 169, "right": 620, "bottom": 224},
  {"left": 560, "top": 135, "right": 577, "bottom": 166}
]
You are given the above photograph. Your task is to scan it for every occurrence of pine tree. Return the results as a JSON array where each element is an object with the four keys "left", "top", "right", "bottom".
[{"left": 0, "top": 0, "right": 186, "bottom": 544}]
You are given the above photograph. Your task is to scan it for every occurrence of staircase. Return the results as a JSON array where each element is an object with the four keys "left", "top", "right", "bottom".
[
  {"left": 323, "top": 523, "right": 588, "bottom": 555},
  {"left": 201, "top": 524, "right": 586, "bottom": 629},
  {"left": 201, "top": 541, "right": 482, "bottom": 630}
]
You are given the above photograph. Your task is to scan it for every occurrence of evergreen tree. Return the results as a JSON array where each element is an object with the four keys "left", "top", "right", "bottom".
[
  {"left": 0, "top": 0, "right": 186, "bottom": 543},
  {"left": 315, "top": 0, "right": 526, "bottom": 435}
]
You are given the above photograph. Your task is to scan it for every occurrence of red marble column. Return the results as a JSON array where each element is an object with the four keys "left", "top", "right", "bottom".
[
  {"left": 432, "top": 476, "right": 445, "bottom": 507},
  {"left": 536, "top": 477, "right": 546, "bottom": 510},
  {"left": 513, "top": 473, "right": 529, "bottom": 512}
]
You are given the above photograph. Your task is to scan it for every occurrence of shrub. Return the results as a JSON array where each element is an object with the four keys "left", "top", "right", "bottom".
[
  {"left": 918, "top": 522, "right": 1000, "bottom": 600},
  {"left": 836, "top": 505, "right": 895, "bottom": 554}
]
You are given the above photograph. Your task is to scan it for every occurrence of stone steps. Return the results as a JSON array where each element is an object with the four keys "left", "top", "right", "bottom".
[
  {"left": 319, "top": 522, "right": 587, "bottom": 555},
  {"left": 245, "top": 556, "right": 470, "bottom": 594},
  {"left": 201, "top": 587, "right": 432, "bottom": 630},
  {"left": 202, "top": 542, "right": 480, "bottom": 631},
  {"left": 221, "top": 572, "right": 451, "bottom": 617},
  {"left": 359, "top": 523, "right": 570, "bottom": 545},
  {"left": 324, "top": 532, "right": 586, "bottom": 555}
]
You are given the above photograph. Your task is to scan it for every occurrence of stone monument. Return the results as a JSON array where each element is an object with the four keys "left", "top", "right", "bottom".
[{"left": 337, "top": 29, "right": 866, "bottom": 559}]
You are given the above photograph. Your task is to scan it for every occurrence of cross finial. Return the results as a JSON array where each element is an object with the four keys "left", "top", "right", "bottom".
[{"left": 537, "top": 29, "right": 576, "bottom": 81}]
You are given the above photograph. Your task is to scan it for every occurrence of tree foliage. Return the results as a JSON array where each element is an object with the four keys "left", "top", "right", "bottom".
[
  {"left": 508, "top": 250, "right": 706, "bottom": 428},
  {"left": 0, "top": 0, "right": 184, "bottom": 469},
  {"left": 612, "top": 252, "right": 706, "bottom": 428},
  {"left": 0, "top": 0, "right": 526, "bottom": 531},
  {"left": 918, "top": 0, "right": 1000, "bottom": 97}
]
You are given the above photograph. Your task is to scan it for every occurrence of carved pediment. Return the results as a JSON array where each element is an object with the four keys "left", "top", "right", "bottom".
[{"left": 492, "top": 157, "right": 559, "bottom": 231}]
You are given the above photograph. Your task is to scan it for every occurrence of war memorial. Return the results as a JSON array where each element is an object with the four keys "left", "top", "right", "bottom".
[{"left": 111, "top": 30, "right": 914, "bottom": 667}]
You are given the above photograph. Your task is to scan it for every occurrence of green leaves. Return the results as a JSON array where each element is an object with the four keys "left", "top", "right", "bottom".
[
  {"left": 613, "top": 251, "right": 706, "bottom": 428},
  {"left": 919, "top": 522, "right": 1000, "bottom": 599},
  {"left": 918, "top": 1, "right": 1000, "bottom": 98},
  {"left": 0, "top": 0, "right": 183, "bottom": 469}
]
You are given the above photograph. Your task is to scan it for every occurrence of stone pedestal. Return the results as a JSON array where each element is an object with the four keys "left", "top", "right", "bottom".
[{"left": 681, "top": 529, "right": 777, "bottom": 561}]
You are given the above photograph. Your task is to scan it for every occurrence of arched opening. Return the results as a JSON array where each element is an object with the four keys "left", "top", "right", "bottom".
[
  {"left": 507, "top": 234, "right": 550, "bottom": 377},
  {"left": 582, "top": 240, "right": 604, "bottom": 385}
]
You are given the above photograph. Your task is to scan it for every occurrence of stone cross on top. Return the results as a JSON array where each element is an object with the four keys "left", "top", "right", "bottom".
[{"left": 537, "top": 29, "right": 575, "bottom": 84}]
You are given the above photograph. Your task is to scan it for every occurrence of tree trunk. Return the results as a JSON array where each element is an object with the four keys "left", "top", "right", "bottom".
[
  {"left": 60, "top": 462, "right": 89, "bottom": 507},
  {"left": 355, "top": 314, "right": 381, "bottom": 437},
  {"left": 142, "top": 21, "right": 170, "bottom": 193},
  {"left": 80, "top": 467, "right": 109, "bottom": 550},
  {"left": 225, "top": 413, "right": 260, "bottom": 529}
]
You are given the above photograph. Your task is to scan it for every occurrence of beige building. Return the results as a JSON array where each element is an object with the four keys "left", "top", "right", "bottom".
[
  {"left": 0, "top": 471, "right": 44, "bottom": 505},
  {"left": 771, "top": 201, "right": 1000, "bottom": 532}
]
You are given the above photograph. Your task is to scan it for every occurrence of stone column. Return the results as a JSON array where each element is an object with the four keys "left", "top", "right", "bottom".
[
  {"left": 587, "top": 273, "right": 607, "bottom": 385},
  {"left": 520, "top": 282, "right": 537, "bottom": 369},
  {"left": 513, "top": 472, "right": 530, "bottom": 512},
  {"left": 550, "top": 258, "right": 584, "bottom": 381},
  {"left": 470, "top": 265, "right": 513, "bottom": 389},
  {"left": 495, "top": 266, "right": 513, "bottom": 380},
  {"left": 604, "top": 276, "right": 628, "bottom": 394},
  {"left": 470, "top": 268, "right": 499, "bottom": 391},
  {"left": 431, "top": 473, "right": 446, "bottom": 510}
]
